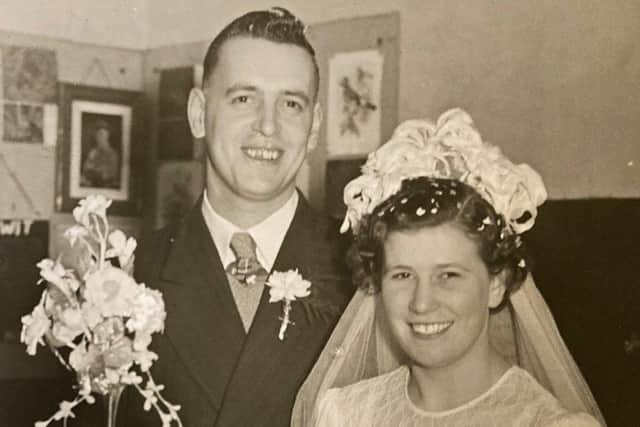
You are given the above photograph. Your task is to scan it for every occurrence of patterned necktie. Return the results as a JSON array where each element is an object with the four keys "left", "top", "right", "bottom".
[{"left": 226, "top": 232, "right": 268, "bottom": 287}]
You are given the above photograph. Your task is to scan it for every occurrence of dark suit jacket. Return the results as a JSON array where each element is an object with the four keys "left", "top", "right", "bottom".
[{"left": 120, "top": 194, "right": 352, "bottom": 427}]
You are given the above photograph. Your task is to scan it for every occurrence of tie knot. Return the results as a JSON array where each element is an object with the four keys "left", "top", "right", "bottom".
[
  {"left": 229, "top": 232, "right": 258, "bottom": 262},
  {"left": 227, "top": 232, "right": 267, "bottom": 287}
]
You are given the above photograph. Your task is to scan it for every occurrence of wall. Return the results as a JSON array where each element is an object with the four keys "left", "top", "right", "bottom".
[
  {"left": 0, "top": 30, "right": 144, "bottom": 221},
  {"left": 399, "top": 0, "right": 640, "bottom": 199},
  {"left": 4, "top": 0, "right": 638, "bottom": 198},
  {"left": 147, "top": 0, "right": 640, "bottom": 200},
  {"left": 0, "top": 0, "right": 149, "bottom": 50},
  {"left": 147, "top": 0, "right": 404, "bottom": 48},
  {"left": 0, "top": 30, "right": 145, "bottom": 271}
]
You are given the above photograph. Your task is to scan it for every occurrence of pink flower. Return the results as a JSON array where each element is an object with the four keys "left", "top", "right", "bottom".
[
  {"left": 83, "top": 266, "right": 139, "bottom": 318},
  {"left": 64, "top": 225, "right": 89, "bottom": 247},
  {"left": 72, "top": 195, "right": 112, "bottom": 227},
  {"left": 106, "top": 230, "right": 137, "bottom": 273},
  {"left": 50, "top": 308, "right": 84, "bottom": 345},
  {"left": 20, "top": 304, "right": 51, "bottom": 355}
]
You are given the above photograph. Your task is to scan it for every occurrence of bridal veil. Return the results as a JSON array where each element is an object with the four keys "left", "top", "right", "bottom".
[{"left": 291, "top": 275, "right": 606, "bottom": 426}]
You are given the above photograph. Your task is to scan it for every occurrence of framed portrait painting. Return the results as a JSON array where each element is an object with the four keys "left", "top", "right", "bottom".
[{"left": 56, "top": 84, "right": 144, "bottom": 215}]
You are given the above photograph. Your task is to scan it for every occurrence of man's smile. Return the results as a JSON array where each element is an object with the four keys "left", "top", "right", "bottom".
[{"left": 242, "top": 147, "right": 283, "bottom": 161}]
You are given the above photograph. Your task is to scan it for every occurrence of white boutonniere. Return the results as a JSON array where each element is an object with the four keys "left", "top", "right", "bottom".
[{"left": 265, "top": 269, "right": 311, "bottom": 340}]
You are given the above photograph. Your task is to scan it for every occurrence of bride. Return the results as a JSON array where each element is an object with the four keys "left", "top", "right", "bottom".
[{"left": 292, "top": 109, "right": 606, "bottom": 426}]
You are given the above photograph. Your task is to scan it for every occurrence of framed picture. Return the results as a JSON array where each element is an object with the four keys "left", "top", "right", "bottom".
[
  {"left": 304, "top": 13, "right": 398, "bottom": 211},
  {"left": 326, "top": 49, "right": 383, "bottom": 158},
  {"left": 155, "top": 160, "right": 205, "bottom": 229},
  {"left": 56, "top": 84, "right": 144, "bottom": 215}
]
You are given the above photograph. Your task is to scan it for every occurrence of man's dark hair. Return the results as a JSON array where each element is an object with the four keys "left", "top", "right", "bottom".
[{"left": 201, "top": 7, "right": 319, "bottom": 94}]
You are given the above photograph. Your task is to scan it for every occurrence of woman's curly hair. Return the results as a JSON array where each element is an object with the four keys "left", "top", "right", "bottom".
[{"left": 347, "top": 177, "right": 530, "bottom": 311}]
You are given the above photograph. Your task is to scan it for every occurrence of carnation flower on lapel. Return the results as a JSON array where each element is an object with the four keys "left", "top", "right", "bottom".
[
  {"left": 20, "top": 195, "right": 183, "bottom": 427},
  {"left": 265, "top": 269, "right": 311, "bottom": 340}
]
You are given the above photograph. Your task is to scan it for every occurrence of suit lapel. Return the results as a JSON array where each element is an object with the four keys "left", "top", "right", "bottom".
[
  {"left": 159, "top": 205, "right": 246, "bottom": 412},
  {"left": 215, "top": 196, "right": 337, "bottom": 426}
]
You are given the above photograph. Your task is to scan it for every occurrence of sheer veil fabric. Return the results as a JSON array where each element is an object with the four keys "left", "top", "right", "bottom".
[{"left": 291, "top": 275, "right": 606, "bottom": 426}]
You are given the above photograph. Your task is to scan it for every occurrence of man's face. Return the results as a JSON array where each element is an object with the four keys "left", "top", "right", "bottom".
[{"left": 191, "top": 37, "right": 320, "bottom": 207}]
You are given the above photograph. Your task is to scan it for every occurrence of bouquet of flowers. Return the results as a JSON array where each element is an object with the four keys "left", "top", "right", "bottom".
[{"left": 19, "top": 195, "right": 182, "bottom": 427}]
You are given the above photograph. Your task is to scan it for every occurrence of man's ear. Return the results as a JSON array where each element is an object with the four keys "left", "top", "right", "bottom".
[
  {"left": 488, "top": 273, "right": 507, "bottom": 310},
  {"left": 306, "top": 103, "right": 322, "bottom": 152},
  {"left": 187, "top": 88, "right": 206, "bottom": 138}
]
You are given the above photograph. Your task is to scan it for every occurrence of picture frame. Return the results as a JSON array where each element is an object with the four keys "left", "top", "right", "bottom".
[{"left": 56, "top": 84, "right": 144, "bottom": 215}]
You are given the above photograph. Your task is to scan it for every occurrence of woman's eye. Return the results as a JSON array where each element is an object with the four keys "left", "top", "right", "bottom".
[
  {"left": 391, "top": 271, "right": 412, "bottom": 280},
  {"left": 439, "top": 271, "right": 460, "bottom": 281}
]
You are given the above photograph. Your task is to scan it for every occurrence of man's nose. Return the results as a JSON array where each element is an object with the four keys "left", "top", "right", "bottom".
[
  {"left": 254, "top": 102, "right": 278, "bottom": 137},
  {"left": 409, "top": 279, "right": 437, "bottom": 313}
]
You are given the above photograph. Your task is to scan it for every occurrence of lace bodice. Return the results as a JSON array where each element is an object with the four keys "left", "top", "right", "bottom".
[{"left": 313, "top": 366, "right": 600, "bottom": 427}]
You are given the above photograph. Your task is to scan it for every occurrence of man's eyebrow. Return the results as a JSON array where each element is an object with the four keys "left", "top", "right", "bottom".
[{"left": 225, "top": 84, "right": 258, "bottom": 97}]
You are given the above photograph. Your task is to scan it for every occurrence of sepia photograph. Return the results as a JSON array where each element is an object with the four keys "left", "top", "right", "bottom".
[
  {"left": 1, "top": 2, "right": 638, "bottom": 426},
  {"left": 75, "top": 107, "right": 126, "bottom": 192},
  {"left": 56, "top": 83, "right": 143, "bottom": 215}
]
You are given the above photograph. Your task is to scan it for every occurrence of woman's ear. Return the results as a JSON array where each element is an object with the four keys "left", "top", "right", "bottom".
[
  {"left": 488, "top": 272, "right": 507, "bottom": 310},
  {"left": 187, "top": 88, "right": 206, "bottom": 138}
]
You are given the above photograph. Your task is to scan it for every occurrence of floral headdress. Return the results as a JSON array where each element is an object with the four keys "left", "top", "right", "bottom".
[{"left": 340, "top": 108, "right": 547, "bottom": 236}]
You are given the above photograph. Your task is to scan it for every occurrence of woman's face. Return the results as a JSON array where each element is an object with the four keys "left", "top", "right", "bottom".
[
  {"left": 381, "top": 223, "right": 505, "bottom": 371},
  {"left": 95, "top": 128, "right": 111, "bottom": 149}
]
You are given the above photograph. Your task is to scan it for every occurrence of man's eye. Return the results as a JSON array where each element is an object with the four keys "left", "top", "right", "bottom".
[
  {"left": 232, "top": 95, "right": 250, "bottom": 104},
  {"left": 284, "top": 99, "right": 303, "bottom": 112}
]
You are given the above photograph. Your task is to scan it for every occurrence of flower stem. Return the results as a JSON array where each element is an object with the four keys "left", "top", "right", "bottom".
[
  {"left": 278, "top": 300, "right": 292, "bottom": 340},
  {"left": 91, "top": 214, "right": 106, "bottom": 269},
  {"left": 106, "top": 386, "right": 124, "bottom": 427}
]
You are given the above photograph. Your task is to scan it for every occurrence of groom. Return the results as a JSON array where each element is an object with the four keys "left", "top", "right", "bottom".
[{"left": 122, "top": 7, "right": 352, "bottom": 427}]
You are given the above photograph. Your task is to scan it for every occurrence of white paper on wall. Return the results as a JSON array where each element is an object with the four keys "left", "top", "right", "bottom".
[{"left": 43, "top": 104, "right": 58, "bottom": 147}]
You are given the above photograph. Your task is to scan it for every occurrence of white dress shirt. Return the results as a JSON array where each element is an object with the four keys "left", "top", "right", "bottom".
[{"left": 201, "top": 190, "right": 299, "bottom": 271}]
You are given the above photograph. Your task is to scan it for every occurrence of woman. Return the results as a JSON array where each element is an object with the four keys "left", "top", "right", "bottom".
[
  {"left": 81, "top": 120, "right": 120, "bottom": 189},
  {"left": 294, "top": 109, "right": 605, "bottom": 426}
]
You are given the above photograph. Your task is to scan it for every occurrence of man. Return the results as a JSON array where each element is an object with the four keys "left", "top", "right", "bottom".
[{"left": 124, "top": 8, "right": 352, "bottom": 427}]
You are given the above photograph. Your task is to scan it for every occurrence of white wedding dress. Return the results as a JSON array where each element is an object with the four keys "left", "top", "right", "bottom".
[
  {"left": 292, "top": 276, "right": 606, "bottom": 427},
  {"left": 312, "top": 365, "right": 599, "bottom": 426}
]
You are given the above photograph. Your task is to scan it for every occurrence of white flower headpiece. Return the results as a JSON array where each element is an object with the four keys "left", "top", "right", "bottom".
[{"left": 340, "top": 108, "right": 547, "bottom": 235}]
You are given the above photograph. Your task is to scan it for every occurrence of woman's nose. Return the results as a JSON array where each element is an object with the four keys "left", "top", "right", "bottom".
[{"left": 409, "top": 280, "right": 437, "bottom": 313}]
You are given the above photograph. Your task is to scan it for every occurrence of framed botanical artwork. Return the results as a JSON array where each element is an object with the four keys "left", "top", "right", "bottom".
[
  {"left": 56, "top": 84, "right": 144, "bottom": 216},
  {"left": 326, "top": 49, "right": 383, "bottom": 158},
  {"left": 304, "top": 13, "right": 398, "bottom": 212}
]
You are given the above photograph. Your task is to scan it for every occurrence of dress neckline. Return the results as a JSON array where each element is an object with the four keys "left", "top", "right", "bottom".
[{"left": 401, "top": 365, "right": 520, "bottom": 417}]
